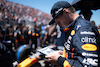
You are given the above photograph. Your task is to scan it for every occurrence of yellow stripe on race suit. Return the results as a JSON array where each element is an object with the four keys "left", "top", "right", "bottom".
[
  {"left": 63, "top": 61, "right": 71, "bottom": 67},
  {"left": 99, "top": 31, "right": 100, "bottom": 34},
  {"left": 63, "top": 48, "right": 68, "bottom": 59}
]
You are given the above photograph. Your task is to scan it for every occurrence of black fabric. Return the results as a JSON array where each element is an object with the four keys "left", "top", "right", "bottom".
[
  {"left": 57, "top": 56, "right": 66, "bottom": 66},
  {"left": 0, "top": 43, "right": 13, "bottom": 67}
]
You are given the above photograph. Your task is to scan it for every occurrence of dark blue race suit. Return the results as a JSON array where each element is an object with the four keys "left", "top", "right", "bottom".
[{"left": 57, "top": 16, "right": 100, "bottom": 67}]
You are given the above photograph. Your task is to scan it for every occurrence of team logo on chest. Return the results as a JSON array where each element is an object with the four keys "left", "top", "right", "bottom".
[{"left": 81, "top": 37, "right": 96, "bottom": 43}]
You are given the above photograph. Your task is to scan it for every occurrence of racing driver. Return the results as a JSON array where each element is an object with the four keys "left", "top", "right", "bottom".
[{"left": 45, "top": 1, "right": 100, "bottom": 67}]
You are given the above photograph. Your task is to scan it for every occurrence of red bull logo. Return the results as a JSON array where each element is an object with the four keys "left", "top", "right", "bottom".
[{"left": 63, "top": 28, "right": 70, "bottom": 32}]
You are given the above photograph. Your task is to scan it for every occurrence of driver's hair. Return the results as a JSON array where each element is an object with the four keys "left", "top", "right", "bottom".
[{"left": 67, "top": 6, "right": 76, "bottom": 13}]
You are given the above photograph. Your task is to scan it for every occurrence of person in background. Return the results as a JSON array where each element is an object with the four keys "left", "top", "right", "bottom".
[
  {"left": 9, "top": 25, "right": 14, "bottom": 44},
  {"left": 28, "top": 24, "right": 40, "bottom": 49},
  {"left": 48, "top": 23, "right": 65, "bottom": 50},
  {"left": 0, "top": 25, "right": 4, "bottom": 43},
  {"left": 2, "top": 24, "right": 12, "bottom": 53},
  {"left": 45, "top": 1, "right": 100, "bottom": 67},
  {"left": 43, "top": 25, "right": 51, "bottom": 47},
  {"left": 23, "top": 25, "right": 29, "bottom": 44},
  {"left": 14, "top": 23, "right": 25, "bottom": 49},
  {"left": 40, "top": 26, "right": 46, "bottom": 47}
]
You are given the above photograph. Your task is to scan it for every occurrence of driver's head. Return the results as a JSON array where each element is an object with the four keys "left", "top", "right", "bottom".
[{"left": 49, "top": 1, "right": 76, "bottom": 27}]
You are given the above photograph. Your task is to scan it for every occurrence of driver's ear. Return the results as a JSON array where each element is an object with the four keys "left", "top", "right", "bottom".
[{"left": 63, "top": 8, "right": 69, "bottom": 14}]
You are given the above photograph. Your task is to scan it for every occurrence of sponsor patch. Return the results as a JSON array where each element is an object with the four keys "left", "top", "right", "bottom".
[
  {"left": 64, "top": 42, "right": 70, "bottom": 50},
  {"left": 82, "top": 58, "right": 98, "bottom": 66},
  {"left": 81, "top": 37, "right": 96, "bottom": 43},
  {"left": 82, "top": 52, "right": 98, "bottom": 57},
  {"left": 63, "top": 28, "right": 70, "bottom": 32},
  {"left": 82, "top": 44, "right": 97, "bottom": 51},
  {"left": 55, "top": 8, "right": 63, "bottom": 14},
  {"left": 80, "top": 31, "right": 95, "bottom": 35}
]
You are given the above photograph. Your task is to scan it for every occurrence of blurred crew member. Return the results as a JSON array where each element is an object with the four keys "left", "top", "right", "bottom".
[
  {"left": 23, "top": 25, "right": 29, "bottom": 44},
  {"left": 2, "top": 24, "right": 12, "bottom": 53},
  {"left": 43, "top": 26, "right": 51, "bottom": 47},
  {"left": 28, "top": 24, "right": 40, "bottom": 49},
  {"left": 14, "top": 23, "right": 25, "bottom": 49}
]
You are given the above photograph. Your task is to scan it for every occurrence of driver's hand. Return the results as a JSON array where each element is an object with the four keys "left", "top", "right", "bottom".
[{"left": 45, "top": 50, "right": 63, "bottom": 65}]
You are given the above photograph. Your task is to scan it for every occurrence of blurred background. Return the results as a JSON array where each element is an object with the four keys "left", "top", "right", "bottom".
[
  {"left": 0, "top": 0, "right": 100, "bottom": 67},
  {"left": 0, "top": 0, "right": 100, "bottom": 28}
]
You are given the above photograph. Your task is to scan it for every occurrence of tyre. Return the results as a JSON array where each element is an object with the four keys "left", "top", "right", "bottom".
[{"left": 16, "top": 45, "right": 33, "bottom": 62}]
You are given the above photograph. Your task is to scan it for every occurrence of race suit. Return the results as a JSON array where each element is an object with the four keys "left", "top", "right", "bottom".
[{"left": 57, "top": 16, "right": 100, "bottom": 67}]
